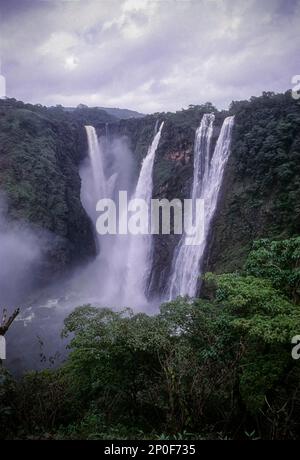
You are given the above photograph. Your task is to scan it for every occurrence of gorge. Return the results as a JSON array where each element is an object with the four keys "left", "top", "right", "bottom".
[
  {"left": 1, "top": 92, "right": 300, "bottom": 439},
  {"left": 2, "top": 0, "right": 300, "bottom": 440},
  {"left": 0, "top": 92, "right": 299, "bottom": 374}
]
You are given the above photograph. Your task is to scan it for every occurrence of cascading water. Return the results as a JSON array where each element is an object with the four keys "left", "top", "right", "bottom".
[
  {"left": 123, "top": 122, "right": 164, "bottom": 306},
  {"left": 80, "top": 123, "right": 164, "bottom": 308},
  {"left": 167, "top": 115, "right": 234, "bottom": 300},
  {"left": 82, "top": 126, "right": 108, "bottom": 237},
  {"left": 85, "top": 126, "right": 107, "bottom": 199},
  {"left": 80, "top": 126, "right": 124, "bottom": 304}
]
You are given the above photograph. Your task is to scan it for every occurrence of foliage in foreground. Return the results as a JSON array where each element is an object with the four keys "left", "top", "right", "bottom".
[{"left": 1, "top": 237, "right": 300, "bottom": 440}]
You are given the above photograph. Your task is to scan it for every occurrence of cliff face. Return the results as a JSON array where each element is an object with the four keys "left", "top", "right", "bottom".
[
  {"left": 1, "top": 93, "right": 299, "bottom": 297},
  {"left": 150, "top": 111, "right": 223, "bottom": 295},
  {"left": 0, "top": 99, "right": 100, "bottom": 282},
  {"left": 97, "top": 105, "right": 225, "bottom": 295},
  {"left": 203, "top": 92, "right": 300, "bottom": 276},
  {"left": 103, "top": 93, "right": 300, "bottom": 296}
]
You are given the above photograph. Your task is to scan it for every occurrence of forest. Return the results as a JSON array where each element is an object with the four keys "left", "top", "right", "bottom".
[
  {"left": 1, "top": 237, "right": 300, "bottom": 439},
  {"left": 0, "top": 91, "right": 300, "bottom": 440}
]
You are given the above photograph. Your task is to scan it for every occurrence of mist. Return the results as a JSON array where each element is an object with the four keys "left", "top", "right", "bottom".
[
  {"left": 0, "top": 197, "right": 43, "bottom": 307},
  {"left": 79, "top": 131, "right": 140, "bottom": 308},
  {"left": 4, "top": 131, "right": 159, "bottom": 375},
  {"left": 0, "top": 196, "right": 63, "bottom": 375}
]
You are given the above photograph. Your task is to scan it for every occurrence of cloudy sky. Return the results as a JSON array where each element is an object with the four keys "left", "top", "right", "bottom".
[{"left": 0, "top": 0, "right": 299, "bottom": 113}]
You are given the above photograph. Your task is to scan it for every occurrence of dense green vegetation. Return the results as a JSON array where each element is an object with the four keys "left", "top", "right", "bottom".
[
  {"left": 208, "top": 91, "right": 300, "bottom": 274},
  {"left": 1, "top": 237, "right": 300, "bottom": 440},
  {"left": 0, "top": 99, "right": 103, "bottom": 279},
  {"left": 0, "top": 91, "right": 299, "bottom": 440},
  {"left": 66, "top": 104, "right": 145, "bottom": 120},
  {"left": 3, "top": 93, "right": 298, "bottom": 287}
]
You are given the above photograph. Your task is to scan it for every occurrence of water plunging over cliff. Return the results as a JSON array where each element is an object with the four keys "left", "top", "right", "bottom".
[
  {"left": 82, "top": 126, "right": 108, "bottom": 239},
  {"left": 167, "top": 115, "right": 234, "bottom": 299},
  {"left": 80, "top": 123, "right": 164, "bottom": 308},
  {"left": 123, "top": 122, "right": 164, "bottom": 305}
]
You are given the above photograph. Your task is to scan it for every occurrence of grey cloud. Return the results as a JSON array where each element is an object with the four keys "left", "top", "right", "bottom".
[{"left": 0, "top": 0, "right": 299, "bottom": 112}]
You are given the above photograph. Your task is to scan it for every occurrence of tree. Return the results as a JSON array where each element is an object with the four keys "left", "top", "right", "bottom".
[
  {"left": 246, "top": 237, "right": 300, "bottom": 303},
  {"left": 0, "top": 308, "right": 19, "bottom": 336},
  {"left": 205, "top": 271, "right": 300, "bottom": 429}
]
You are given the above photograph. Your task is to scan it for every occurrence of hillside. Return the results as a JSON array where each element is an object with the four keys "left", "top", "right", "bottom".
[
  {"left": 0, "top": 92, "right": 299, "bottom": 292},
  {"left": 64, "top": 105, "right": 145, "bottom": 120},
  {"left": 1, "top": 91, "right": 300, "bottom": 440}
]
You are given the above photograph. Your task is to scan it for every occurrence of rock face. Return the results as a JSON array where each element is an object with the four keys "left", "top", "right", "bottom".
[
  {"left": 0, "top": 99, "right": 101, "bottom": 283},
  {"left": 1, "top": 93, "right": 299, "bottom": 299},
  {"left": 95, "top": 104, "right": 224, "bottom": 296},
  {"left": 102, "top": 93, "right": 300, "bottom": 297},
  {"left": 203, "top": 92, "right": 300, "bottom": 277}
]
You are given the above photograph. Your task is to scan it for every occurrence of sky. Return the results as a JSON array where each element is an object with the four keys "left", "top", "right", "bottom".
[{"left": 0, "top": 0, "right": 299, "bottom": 113}]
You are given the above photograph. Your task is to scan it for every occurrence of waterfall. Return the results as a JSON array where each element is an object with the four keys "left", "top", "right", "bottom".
[
  {"left": 82, "top": 126, "right": 108, "bottom": 238},
  {"left": 123, "top": 121, "right": 164, "bottom": 305},
  {"left": 80, "top": 123, "right": 164, "bottom": 309},
  {"left": 85, "top": 126, "right": 107, "bottom": 200},
  {"left": 167, "top": 115, "right": 234, "bottom": 300}
]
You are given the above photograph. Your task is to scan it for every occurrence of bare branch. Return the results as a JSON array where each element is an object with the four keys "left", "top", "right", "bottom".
[{"left": 0, "top": 307, "right": 20, "bottom": 336}]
